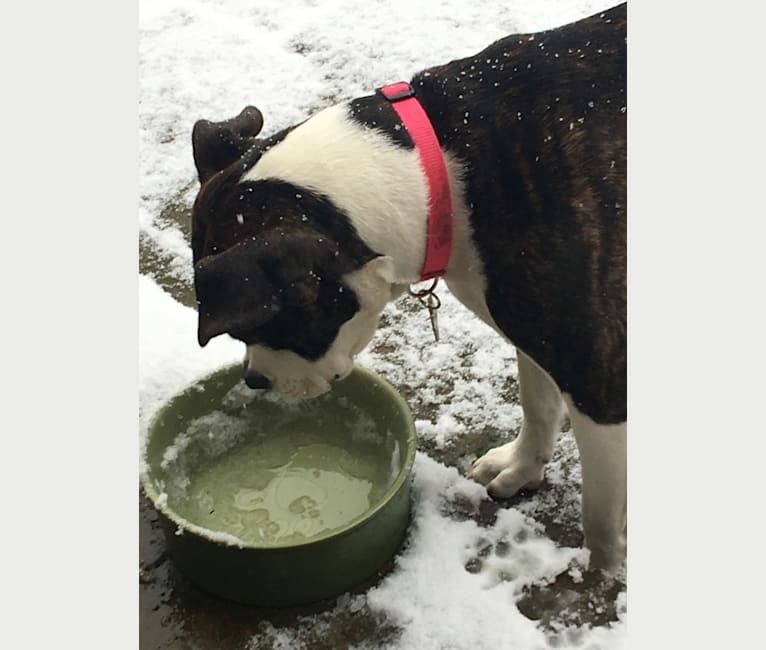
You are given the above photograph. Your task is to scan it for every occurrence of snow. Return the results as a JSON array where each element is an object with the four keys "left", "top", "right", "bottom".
[
  {"left": 139, "top": 274, "right": 240, "bottom": 424},
  {"left": 139, "top": 0, "right": 626, "bottom": 647},
  {"left": 365, "top": 454, "right": 592, "bottom": 650}
]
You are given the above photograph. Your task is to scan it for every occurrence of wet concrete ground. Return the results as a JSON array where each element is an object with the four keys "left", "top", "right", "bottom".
[{"left": 139, "top": 207, "right": 625, "bottom": 649}]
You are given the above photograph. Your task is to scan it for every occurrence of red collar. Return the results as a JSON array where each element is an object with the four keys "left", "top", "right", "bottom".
[{"left": 377, "top": 82, "right": 453, "bottom": 282}]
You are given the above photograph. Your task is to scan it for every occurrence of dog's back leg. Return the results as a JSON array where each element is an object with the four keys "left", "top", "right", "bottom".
[
  {"left": 467, "top": 349, "right": 565, "bottom": 496},
  {"left": 565, "top": 398, "right": 627, "bottom": 572}
]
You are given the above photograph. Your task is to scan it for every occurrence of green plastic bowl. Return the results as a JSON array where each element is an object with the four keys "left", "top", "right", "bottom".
[{"left": 141, "top": 364, "right": 416, "bottom": 606}]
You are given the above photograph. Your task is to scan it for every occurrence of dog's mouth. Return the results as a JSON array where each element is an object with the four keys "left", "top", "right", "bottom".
[{"left": 241, "top": 362, "right": 350, "bottom": 397}]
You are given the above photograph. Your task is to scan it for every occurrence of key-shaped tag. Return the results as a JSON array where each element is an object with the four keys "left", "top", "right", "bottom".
[
  {"left": 408, "top": 278, "right": 442, "bottom": 344},
  {"left": 426, "top": 292, "right": 440, "bottom": 342}
]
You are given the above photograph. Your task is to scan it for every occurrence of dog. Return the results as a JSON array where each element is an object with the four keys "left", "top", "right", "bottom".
[{"left": 190, "top": 3, "right": 626, "bottom": 571}]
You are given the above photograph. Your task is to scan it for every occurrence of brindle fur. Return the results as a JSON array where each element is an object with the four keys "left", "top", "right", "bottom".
[{"left": 411, "top": 4, "right": 627, "bottom": 423}]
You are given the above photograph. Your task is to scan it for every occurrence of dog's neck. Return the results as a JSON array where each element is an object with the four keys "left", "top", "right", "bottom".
[{"left": 241, "top": 103, "right": 480, "bottom": 289}]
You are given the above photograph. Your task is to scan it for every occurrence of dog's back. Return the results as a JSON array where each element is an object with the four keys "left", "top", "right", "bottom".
[{"left": 416, "top": 3, "right": 626, "bottom": 424}]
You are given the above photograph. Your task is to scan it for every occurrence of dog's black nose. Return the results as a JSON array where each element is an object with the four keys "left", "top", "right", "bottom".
[{"left": 244, "top": 368, "right": 272, "bottom": 390}]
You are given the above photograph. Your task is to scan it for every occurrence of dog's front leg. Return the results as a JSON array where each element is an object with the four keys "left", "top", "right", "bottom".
[
  {"left": 565, "top": 398, "right": 627, "bottom": 572},
  {"left": 467, "top": 350, "right": 565, "bottom": 496}
]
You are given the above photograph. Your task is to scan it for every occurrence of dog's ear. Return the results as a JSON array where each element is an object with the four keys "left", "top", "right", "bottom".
[
  {"left": 194, "top": 238, "right": 280, "bottom": 347},
  {"left": 256, "top": 232, "right": 345, "bottom": 309},
  {"left": 194, "top": 232, "right": 343, "bottom": 346},
  {"left": 192, "top": 106, "right": 264, "bottom": 183}
]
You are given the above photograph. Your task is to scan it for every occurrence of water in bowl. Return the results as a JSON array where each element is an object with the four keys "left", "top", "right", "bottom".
[{"left": 159, "top": 382, "right": 401, "bottom": 546}]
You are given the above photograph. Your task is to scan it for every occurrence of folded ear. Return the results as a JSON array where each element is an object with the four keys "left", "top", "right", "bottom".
[
  {"left": 194, "top": 239, "right": 280, "bottom": 347},
  {"left": 192, "top": 105, "right": 264, "bottom": 183},
  {"left": 257, "top": 241, "right": 325, "bottom": 309}
]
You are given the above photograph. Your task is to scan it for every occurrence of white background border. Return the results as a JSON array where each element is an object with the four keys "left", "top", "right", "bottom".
[{"left": 2, "top": 2, "right": 137, "bottom": 648}]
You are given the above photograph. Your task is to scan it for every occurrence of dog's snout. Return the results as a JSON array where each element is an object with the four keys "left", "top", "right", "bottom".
[{"left": 243, "top": 367, "right": 272, "bottom": 390}]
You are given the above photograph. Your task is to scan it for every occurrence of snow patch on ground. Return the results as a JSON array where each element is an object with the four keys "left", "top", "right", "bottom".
[
  {"left": 138, "top": 274, "right": 240, "bottom": 449},
  {"left": 365, "top": 453, "right": 591, "bottom": 650}
]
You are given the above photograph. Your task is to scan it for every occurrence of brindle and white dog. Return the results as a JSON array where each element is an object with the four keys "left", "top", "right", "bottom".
[{"left": 190, "top": 3, "right": 626, "bottom": 571}]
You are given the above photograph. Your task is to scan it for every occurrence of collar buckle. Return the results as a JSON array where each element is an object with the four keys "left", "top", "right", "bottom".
[{"left": 376, "top": 82, "right": 416, "bottom": 102}]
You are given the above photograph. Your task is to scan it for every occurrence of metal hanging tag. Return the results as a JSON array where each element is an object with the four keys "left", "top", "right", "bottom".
[{"left": 408, "top": 278, "right": 442, "bottom": 343}]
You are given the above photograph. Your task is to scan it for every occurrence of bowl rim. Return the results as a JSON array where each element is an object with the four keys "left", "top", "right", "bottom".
[{"left": 140, "top": 363, "right": 417, "bottom": 551}]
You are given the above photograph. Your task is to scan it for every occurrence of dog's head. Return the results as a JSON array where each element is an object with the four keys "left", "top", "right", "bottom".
[{"left": 191, "top": 106, "right": 397, "bottom": 399}]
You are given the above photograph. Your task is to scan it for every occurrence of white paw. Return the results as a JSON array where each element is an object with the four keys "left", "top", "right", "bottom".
[{"left": 466, "top": 439, "right": 546, "bottom": 498}]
